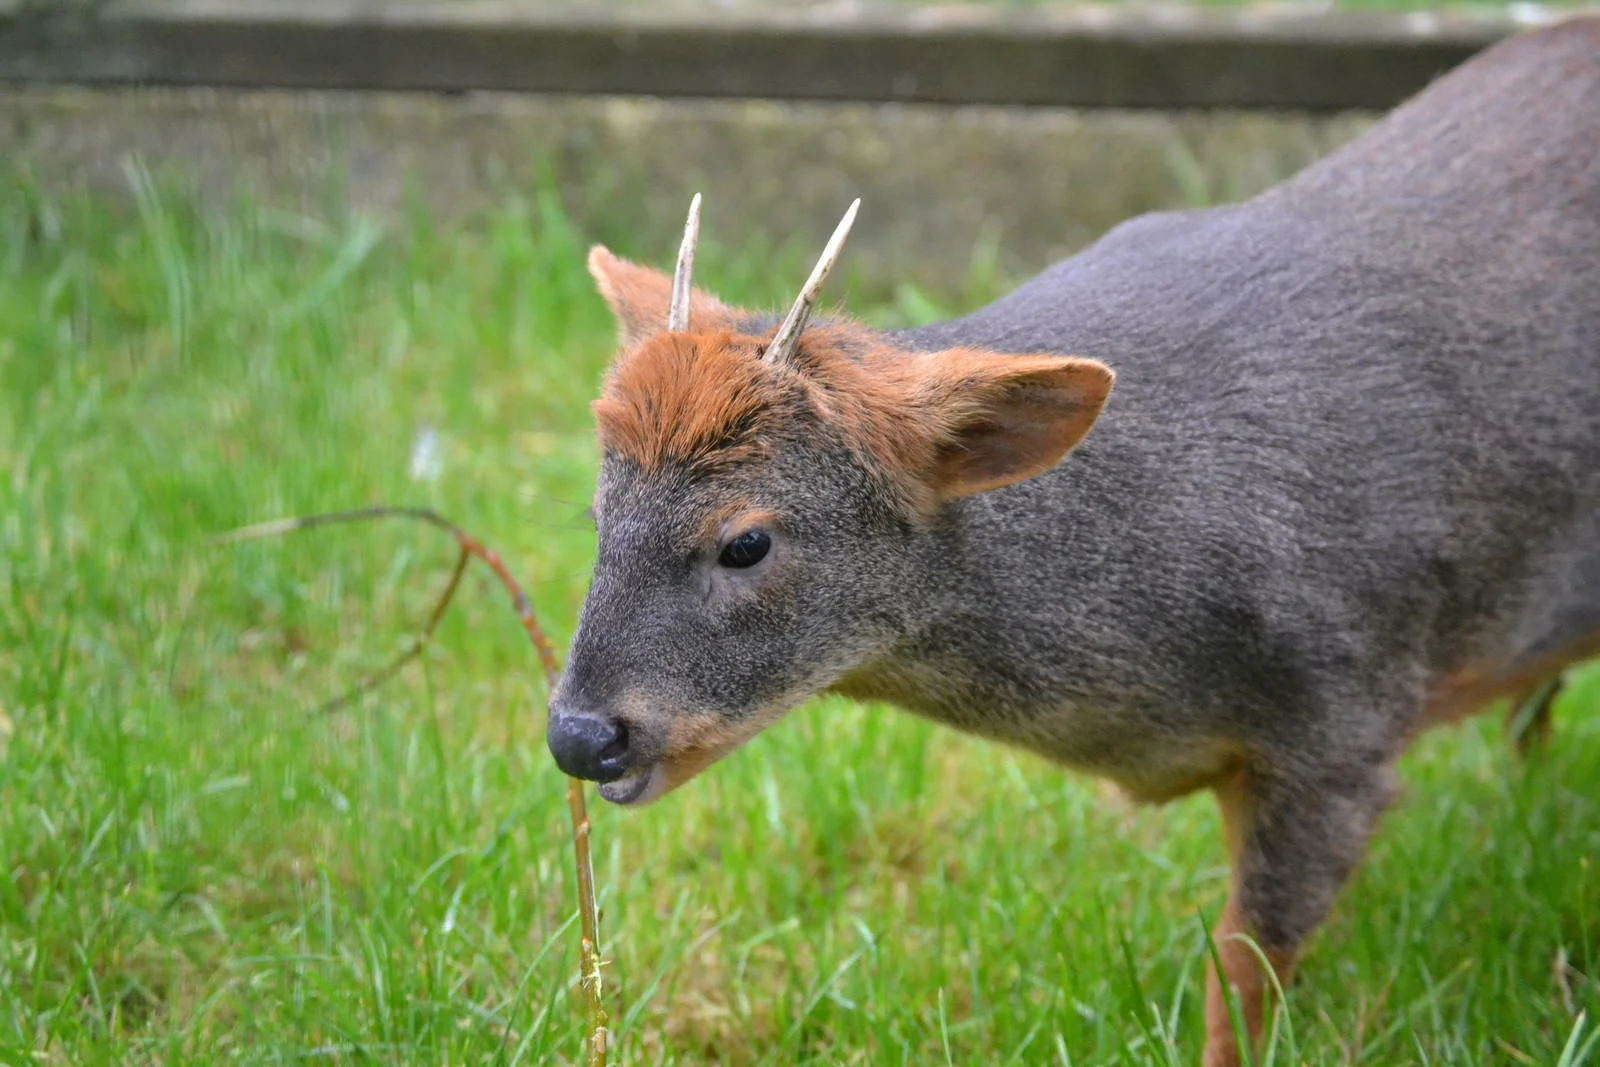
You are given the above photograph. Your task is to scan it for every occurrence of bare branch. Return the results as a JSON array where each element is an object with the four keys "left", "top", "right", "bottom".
[{"left": 217, "top": 505, "right": 608, "bottom": 1063}]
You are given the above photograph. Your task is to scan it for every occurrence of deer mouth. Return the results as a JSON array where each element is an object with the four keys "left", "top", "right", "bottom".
[
  {"left": 591, "top": 703, "right": 794, "bottom": 807},
  {"left": 596, "top": 762, "right": 665, "bottom": 806}
]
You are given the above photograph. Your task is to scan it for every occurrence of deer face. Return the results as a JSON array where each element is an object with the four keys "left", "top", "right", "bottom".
[{"left": 551, "top": 355, "right": 921, "bottom": 804}]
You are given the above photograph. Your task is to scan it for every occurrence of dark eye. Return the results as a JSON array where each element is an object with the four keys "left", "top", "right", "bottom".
[{"left": 718, "top": 530, "right": 771, "bottom": 569}]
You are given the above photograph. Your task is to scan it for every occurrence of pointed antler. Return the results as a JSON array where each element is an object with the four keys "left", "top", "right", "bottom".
[
  {"left": 765, "top": 199, "right": 860, "bottom": 367},
  {"left": 667, "top": 193, "right": 702, "bottom": 332}
]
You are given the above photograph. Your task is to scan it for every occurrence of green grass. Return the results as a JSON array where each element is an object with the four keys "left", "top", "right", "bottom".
[{"left": 1, "top": 171, "right": 1597, "bottom": 1067}]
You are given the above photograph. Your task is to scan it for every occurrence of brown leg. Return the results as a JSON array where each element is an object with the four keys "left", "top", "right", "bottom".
[
  {"left": 1204, "top": 773, "right": 1295, "bottom": 1067},
  {"left": 1202, "top": 759, "right": 1395, "bottom": 1067},
  {"left": 1204, "top": 895, "right": 1298, "bottom": 1067},
  {"left": 1506, "top": 676, "right": 1561, "bottom": 757}
]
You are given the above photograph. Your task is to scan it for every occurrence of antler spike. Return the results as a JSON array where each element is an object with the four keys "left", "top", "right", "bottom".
[
  {"left": 765, "top": 198, "right": 860, "bottom": 366},
  {"left": 667, "top": 193, "right": 702, "bottom": 332}
]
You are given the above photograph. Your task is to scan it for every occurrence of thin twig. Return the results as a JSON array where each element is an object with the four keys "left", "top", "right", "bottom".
[{"left": 217, "top": 506, "right": 609, "bottom": 1063}]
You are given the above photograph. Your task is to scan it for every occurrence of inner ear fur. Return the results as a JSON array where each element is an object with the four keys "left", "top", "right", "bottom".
[
  {"left": 587, "top": 246, "right": 740, "bottom": 348},
  {"left": 921, "top": 350, "right": 1114, "bottom": 500}
]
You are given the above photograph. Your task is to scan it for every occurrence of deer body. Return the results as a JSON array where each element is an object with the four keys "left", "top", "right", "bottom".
[
  {"left": 849, "top": 18, "right": 1600, "bottom": 789},
  {"left": 550, "top": 19, "right": 1599, "bottom": 1065}
]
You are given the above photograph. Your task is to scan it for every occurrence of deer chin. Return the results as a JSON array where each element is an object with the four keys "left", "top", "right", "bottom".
[
  {"left": 596, "top": 763, "right": 668, "bottom": 806},
  {"left": 593, "top": 741, "right": 740, "bottom": 808},
  {"left": 596, "top": 706, "right": 789, "bottom": 807}
]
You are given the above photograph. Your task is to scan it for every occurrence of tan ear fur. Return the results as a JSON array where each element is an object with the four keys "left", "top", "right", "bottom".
[
  {"left": 920, "top": 351, "right": 1114, "bottom": 500},
  {"left": 587, "top": 246, "right": 738, "bottom": 348}
]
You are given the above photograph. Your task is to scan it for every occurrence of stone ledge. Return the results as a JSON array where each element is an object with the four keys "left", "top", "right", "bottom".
[{"left": 0, "top": 0, "right": 1570, "bottom": 111}]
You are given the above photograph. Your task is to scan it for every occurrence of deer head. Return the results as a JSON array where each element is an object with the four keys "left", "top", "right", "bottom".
[{"left": 547, "top": 198, "right": 1114, "bottom": 804}]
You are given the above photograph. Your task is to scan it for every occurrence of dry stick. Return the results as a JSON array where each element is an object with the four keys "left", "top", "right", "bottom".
[{"left": 217, "top": 506, "right": 609, "bottom": 1065}]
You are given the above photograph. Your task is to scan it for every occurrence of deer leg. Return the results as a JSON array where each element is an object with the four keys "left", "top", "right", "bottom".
[
  {"left": 1506, "top": 676, "right": 1561, "bottom": 757},
  {"left": 1203, "top": 758, "right": 1398, "bottom": 1067}
]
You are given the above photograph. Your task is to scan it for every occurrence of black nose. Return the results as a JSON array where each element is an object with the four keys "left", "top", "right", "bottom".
[{"left": 546, "top": 712, "right": 632, "bottom": 782}]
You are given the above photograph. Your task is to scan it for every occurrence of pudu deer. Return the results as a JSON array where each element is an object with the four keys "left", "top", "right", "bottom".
[{"left": 547, "top": 18, "right": 1600, "bottom": 1064}]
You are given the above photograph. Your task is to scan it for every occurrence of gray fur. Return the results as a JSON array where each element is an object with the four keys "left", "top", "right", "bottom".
[{"left": 554, "top": 19, "right": 1599, "bottom": 1048}]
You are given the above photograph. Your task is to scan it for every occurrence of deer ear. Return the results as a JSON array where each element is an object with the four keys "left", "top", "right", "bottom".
[
  {"left": 587, "top": 246, "right": 738, "bottom": 349},
  {"left": 922, "top": 351, "right": 1114, "bottom": 500}
]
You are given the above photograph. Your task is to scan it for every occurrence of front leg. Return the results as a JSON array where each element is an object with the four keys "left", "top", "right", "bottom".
[
  {"left": 1506, "top": 676, "right": 1562, "bottom": 756},
  {"left": 1203, "top": 757, "right": 1399, "bottom": 1067}
]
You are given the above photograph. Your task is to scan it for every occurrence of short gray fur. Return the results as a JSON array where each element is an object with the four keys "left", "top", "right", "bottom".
[
  {"left": 874, "top": 17, "right": 1599, "bottom": 952},
  {"left": 554, "top": 18, "right": 1598, "bottom": 1047}
]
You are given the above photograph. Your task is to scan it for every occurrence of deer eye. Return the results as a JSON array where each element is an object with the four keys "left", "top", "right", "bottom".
[{"left": 718, "top": 530, "right": 771, "bottom": 569}]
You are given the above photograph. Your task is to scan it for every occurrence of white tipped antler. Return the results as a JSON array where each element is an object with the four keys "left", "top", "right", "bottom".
[
  {"left": 668, "top": 193, "right": 702, "bottom": 332},
  {"left": 765, "top": 199, "right": 860, "bottom": 366}
]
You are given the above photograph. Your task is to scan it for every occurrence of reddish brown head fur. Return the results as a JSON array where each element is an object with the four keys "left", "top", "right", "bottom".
[
  {"left": 587, "top": 245, "right": 1114, "bottom": 510},
  {"left": 592, "top": 331, "right": 788, "bottom": 471}
]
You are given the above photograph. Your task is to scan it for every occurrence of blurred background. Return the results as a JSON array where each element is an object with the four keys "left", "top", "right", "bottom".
[{"left": 2, "top": 2, "right": 1598, "bottom": 1064}]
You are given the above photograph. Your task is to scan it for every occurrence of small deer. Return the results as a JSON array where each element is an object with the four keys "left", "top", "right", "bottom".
[{"left": 548, "top": 19, "right": 1599, "bottom": 1064}]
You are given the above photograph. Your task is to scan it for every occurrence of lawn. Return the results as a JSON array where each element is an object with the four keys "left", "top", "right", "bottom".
[{"left": 1, "top": 171, "right": 1597, "bottom": 1066}]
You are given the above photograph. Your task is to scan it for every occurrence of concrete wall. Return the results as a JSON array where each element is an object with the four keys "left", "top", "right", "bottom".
[{"left": 0, "top": 86, "right": 1373, "bottom": 289}]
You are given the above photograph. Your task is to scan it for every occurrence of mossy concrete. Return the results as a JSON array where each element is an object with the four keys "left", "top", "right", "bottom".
[
  {"left": 0, "top": 0, "right": 1530, "bottom": 110},
  {"left": 0, "top": 87, "right": 1373, "bottom": 290}
]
